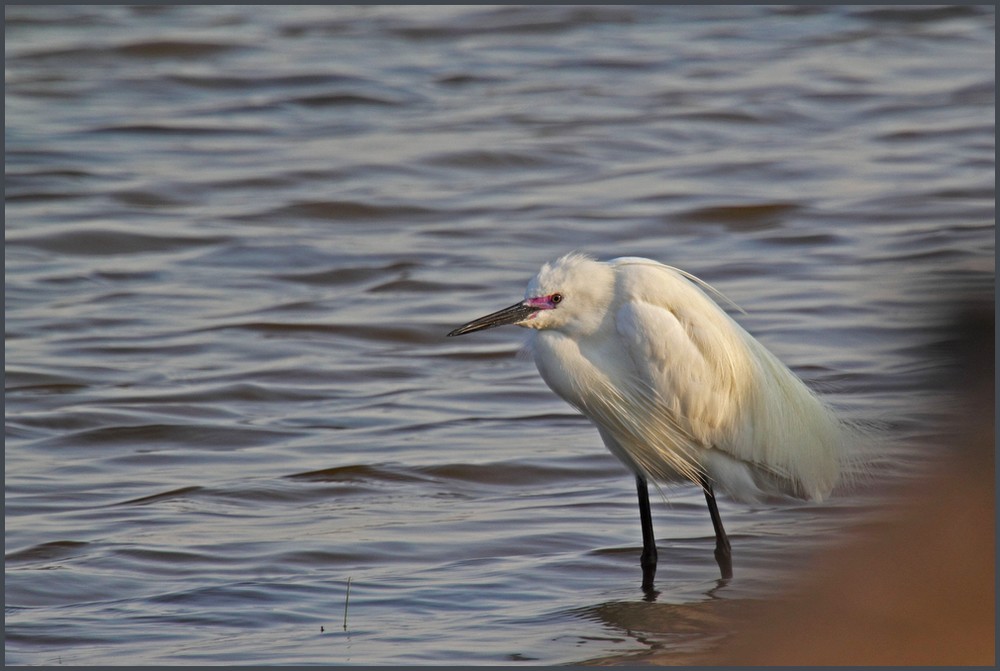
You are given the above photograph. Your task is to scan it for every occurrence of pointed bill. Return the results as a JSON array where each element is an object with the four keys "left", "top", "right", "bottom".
[{"left": 447, "top": 301, "right": 537, "bottom": 337}]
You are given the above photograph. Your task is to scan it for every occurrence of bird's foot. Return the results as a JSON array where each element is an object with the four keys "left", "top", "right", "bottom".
[
  {"left": 640, "top": 547, "right": 658, "bottom": 592},
  {"left": 714, "top": 542, "right": 733, "bottom": 580}
]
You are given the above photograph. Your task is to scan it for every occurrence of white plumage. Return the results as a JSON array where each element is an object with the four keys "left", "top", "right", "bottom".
[
  {"left": 528, "top": 253, "right": 842, "bottom": 502},
  {"left": 448, "top": 252, "right": 845, "bottom": 583}
]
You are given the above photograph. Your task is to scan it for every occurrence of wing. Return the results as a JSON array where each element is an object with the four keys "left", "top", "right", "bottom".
[
  {"left": 609, "top": 261, "right": 843, "bottom": 499},
  {"left": 609, "top": 294, "right": 748, "bottom": 483},
  {"left": 616, "top": 299, "right": 743, "bottom": 443}
]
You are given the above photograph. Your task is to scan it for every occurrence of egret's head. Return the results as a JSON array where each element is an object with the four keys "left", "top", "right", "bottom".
[{"left": 446, "top": 252, "right": 614, "bottom": 338}]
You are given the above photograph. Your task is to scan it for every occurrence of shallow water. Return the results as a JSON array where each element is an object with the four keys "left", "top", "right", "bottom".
[{"left": 5, "top": 5, "right": 995, "bottom": 666}]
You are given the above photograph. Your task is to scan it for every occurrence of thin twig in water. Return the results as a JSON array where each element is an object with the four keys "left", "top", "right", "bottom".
[{"left": 343, "top": 577, "right": 352, "bottom": 631}]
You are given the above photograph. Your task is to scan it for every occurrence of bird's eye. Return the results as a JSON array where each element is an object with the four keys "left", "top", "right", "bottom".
[{"left": 551, "top": 293, "right": 563, "bottom": 304}]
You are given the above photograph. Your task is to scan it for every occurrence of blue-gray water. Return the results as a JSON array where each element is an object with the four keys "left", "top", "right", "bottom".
[{"left": 5, "top": 5, "right": 994, "bottom": 665}]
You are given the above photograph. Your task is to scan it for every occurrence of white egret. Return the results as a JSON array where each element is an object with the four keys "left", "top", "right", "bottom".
[{"left": 447, "top": 253, "right": 844, "bottom": 585}]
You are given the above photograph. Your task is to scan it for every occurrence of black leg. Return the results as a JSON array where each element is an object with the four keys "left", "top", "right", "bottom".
[
  {"left": 698, "top": 474, "right": 733, "bottom": 579},
  {"left": 635, "top": 474, "right": 657, "bottom": 589}
]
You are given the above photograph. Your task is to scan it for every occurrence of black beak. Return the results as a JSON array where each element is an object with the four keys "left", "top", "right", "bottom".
[{"left": 446, "top": 301, "right": 537, "bottom": 337}]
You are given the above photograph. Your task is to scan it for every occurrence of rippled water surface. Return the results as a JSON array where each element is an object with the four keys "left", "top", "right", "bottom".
[{"left": 5, "top": 5, "right": 995, "bottom": 666}]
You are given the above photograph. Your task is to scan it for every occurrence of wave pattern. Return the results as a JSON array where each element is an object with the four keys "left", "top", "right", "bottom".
[{"left": 5, "top": 4, "right": 994, "bottom": 665}]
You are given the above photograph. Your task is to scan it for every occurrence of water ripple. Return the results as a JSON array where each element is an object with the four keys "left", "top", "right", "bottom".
[{"left": 5, "top": 4, "right": 993, "bottom": 666}]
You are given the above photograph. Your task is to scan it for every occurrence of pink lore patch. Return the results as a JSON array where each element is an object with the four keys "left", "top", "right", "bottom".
[{"left": 525, "top": 295, "right": 556, "bottom": 310}]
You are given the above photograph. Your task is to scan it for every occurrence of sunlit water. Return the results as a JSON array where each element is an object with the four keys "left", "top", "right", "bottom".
[{"left": 5, "top": 5, "right": 994, "bottom": 665}]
